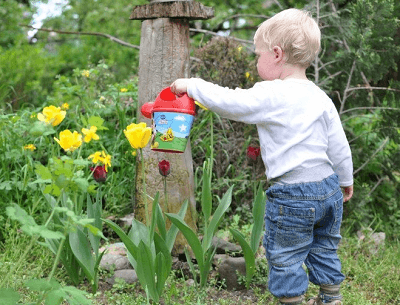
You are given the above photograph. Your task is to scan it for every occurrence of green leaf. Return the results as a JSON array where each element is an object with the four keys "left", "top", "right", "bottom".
[
  {"left": 35, "top": 164, "right": 52, "bottom": 180},
  {"left": 60, "top": 285, "right": 91, "bottom": 305},
  {"left": 31, "top": 226, "right": 65, "bottom": 240},
  {"left": 74, "top": 178, "right": 89, "bottom": 192},
  {"left": 73, "top": 159, "right": 91, "bottom": 166},
  {"left": 250, "top": 183, "right": 266, "bottom": 254},
  {"left": 84, "top": 223, "right": 106, "bottom": 240},
  {"left": 166, "top": 213, "right": 204, "bottom": 270},
  {"left": 80, "top": 115, "right": 88, "bottom": 126},
  {"left": 69, "top": 228, "right": 95, "bottom": 281},
  {"left": 25, "top": 278, "right": 61, "bottom": 292},
  {"left": 103, "top": 219, "right": 139, "bottom": 261},
  {"left": 230, "top": 228, "right": 256, "bottom": 288},
  {"left": 156, "top": 203, "right": 167, "bottom": 241},
  {"left": 137, "top": 241, "right": 158, "bottom": 302},
  {"left": 149, "top": 192, "right": 160, "bottom": 244},
  {"left": 0, "top": 181, "right": 12, "bottom": 190},
  {"left": 205, "top": 185, "right": 234, "bottom": 251},
  {"left": 200, "top": 246, "right": 217, "bottom": 288},
  {"left": 201, "top": 159, "right": 212, "bottom": 222},
  {"left": 166, "top": 199, "right": 188, "bottom": 253},
  {"left": 0, "top": 288, "right": 20, "bottom": 305},
  {"left": 87, "top": 193, "right": 102, "bottom": 230},
  {"left": 6, "top": 204, "right": 36, "bottom": 227},
  {"left": 29, "top": 121, "right": 47, "bottom": 136},
  {"left": 184, "top": 247, "right": 197, "bottom": 286},
  {"left": 155, "top": 252, "right": 167, "bottom": 295},
  {"left": 154, "top": 232, "right": 172, "bottom": 273},
  {"left": 88, "top": 116, "right": 108, "bottom": 130}
]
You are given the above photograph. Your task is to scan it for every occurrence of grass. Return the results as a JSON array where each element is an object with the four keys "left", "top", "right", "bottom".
[{"left": 1, "top": 223, "right": 399, "bottom": 304}]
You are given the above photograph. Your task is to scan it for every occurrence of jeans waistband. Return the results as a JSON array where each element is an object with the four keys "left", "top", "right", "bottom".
[{"left": 269, "top": 163, "right": 334, "bottom": 186}]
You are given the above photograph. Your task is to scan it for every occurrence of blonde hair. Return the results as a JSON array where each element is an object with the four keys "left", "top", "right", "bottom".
[{"left": 254, "top": 8, "right": 321, "bottom": 68}]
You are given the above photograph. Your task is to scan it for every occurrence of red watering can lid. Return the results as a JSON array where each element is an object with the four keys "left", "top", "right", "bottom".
[{"left": 141, "top": 87, "right": 196, "bottom": 119}]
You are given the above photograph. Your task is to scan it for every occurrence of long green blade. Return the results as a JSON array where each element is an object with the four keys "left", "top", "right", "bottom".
[
  {"left": 149, "top": 192, "right": 160, "bottom": 243},
  {"left": 103, "top": 219, "right": 138, "bottom": 261},
  {"left": 69, "top": 228, "right": 94, "bottom": 281},
  {"left": 137, "top": 241, "right": 158, "bottom": 303},
  {"left": 230, "top": 228, "right": 256, "bottom": 288},
  {"left": 166, "top": 199, "right": 188, "bottom": 253},
  {"left": 250, "top": 183, "right": 266, "bottom": 254},
  {"left": 156, "top": 203, "right": 167, "bottom": 241},
  {"left": 166, "top": 213, "right": 204, "bottom": 270},
  {"left": 205, "top": 185, "right": 234, "bottom": 251},
  {"left": 201, "top": 159, "right": 212, "bottom": 222}
]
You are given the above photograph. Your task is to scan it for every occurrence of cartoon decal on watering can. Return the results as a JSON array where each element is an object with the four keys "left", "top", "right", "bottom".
[{"left": 140, "top": 87, "right": 196, "bottom": 153}]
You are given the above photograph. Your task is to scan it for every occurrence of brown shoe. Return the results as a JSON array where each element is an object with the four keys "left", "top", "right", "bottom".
[
  {"left": 279, "top": 295, "right": 305, "bottom": 304},
  {"left": 306, "top": 296, "right": 342, "bottom": 305}
]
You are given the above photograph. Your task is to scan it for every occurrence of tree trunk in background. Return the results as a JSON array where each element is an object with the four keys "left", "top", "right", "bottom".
[{"left": 132, "top": 1, "right": 213, "bottom": 255}]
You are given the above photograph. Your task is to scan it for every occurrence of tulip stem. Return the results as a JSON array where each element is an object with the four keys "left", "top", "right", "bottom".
[
  {"left": 163, "top": 176, "right": 169, "bottom": 213},
  {"left": 140, "top": 148, "right": 149, "bottom": 225}
]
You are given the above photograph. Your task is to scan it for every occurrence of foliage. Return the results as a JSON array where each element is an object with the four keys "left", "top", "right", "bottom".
[
  {"left": 104, "top": 192, "right": 189, "bottom": 303},
  {"left": 167, "top": 158, "right": 234, "bottom": 288},
  {"left": 0, "top": 0, "right": 30, "bottom": 49},
  {"left": 229, "top": 182, "right": 265, "bottom": 288},
  {"left": 191, "top": 36, "right": 260, "bottom": 89}
]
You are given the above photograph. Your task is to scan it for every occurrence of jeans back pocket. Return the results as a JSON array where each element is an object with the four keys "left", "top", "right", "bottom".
[{"left": 276, "top": 204, "right": 315, "bottom": 248}]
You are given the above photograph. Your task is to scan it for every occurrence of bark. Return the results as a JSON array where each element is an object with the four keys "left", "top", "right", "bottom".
[{"left": 135, "top": 17, "right": 197, "bottom": 255}]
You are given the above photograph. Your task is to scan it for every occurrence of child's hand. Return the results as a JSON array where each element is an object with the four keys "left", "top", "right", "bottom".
[
  {"left": 341, "top": 185, "right": 353, "bottom": 202},
  {"left": 170, "top": 79, "right": 189, "bottom": 96}
]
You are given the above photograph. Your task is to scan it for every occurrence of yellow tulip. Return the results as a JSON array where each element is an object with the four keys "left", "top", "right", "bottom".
[
  {"left": 82, "top": 70, "right": 90, "bottom": 77},
  {"left": 54, "top": 130, "right": 82, "bottom": 152},
  {"left": 38, "top": 105, "right": 66, "bottom": 127},
  {"left": 88, "top": 151, "right": 103, "bottom": 163},
  {"left": 23, "top": 144, "right": 36, "bottom": 151},
  {"left": 123, "top": 122, "right": 152, "bottom": 149},
  {"left": 101, "top": 151, "right": 112, "bottom": 172},
  {"left": 61, "top": 103, "right": 69, "bottom": 110},
  {"left": 88, "top": 151, "right": 112, "bottom": 172},
  {"left": 81, "top": 126, "right": 100, "bottom": 143}
]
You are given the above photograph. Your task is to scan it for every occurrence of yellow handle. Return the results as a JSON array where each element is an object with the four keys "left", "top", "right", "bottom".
[{"left": 195, "top": 101, "right": 209, "bottom": 111}]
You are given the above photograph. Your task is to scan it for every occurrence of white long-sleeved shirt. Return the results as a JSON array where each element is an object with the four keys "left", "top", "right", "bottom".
[{"left": 187, "top": 78, "right": 353, "bottom": 187}]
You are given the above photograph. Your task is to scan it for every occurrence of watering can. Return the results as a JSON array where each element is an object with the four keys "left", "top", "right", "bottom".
[{"left": 141, "top": 87, "right": 196, "bottom": 153}]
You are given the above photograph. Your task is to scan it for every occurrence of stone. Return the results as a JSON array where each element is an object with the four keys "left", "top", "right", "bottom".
[
  {"left": 217, "top": 257, "right": 247, "bottom": 291},
  {"left": 100, "top": 253, "right": 132, "bottom": 271},
  {"left": 357, "top": 228, "right": 386, "bottom": 255},
  {"left": 211, "top": 236, "right": 241, "bottom": 254},
  {"left": 106, "top": 269, "right": 138, "bottom": 285},
  {"left": 99, "top": 243, "right": 132, "bottom": 271},
  {"left": 213, "top": 254, "right": 229, "bottom": 266},
  {"left": 99, "top": 242, "right": 127, "bottom": 256}
]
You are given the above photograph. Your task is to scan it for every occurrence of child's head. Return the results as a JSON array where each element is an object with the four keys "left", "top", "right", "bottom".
[{"left": 254, "top": 9, "right": 321, "bottom": 68}]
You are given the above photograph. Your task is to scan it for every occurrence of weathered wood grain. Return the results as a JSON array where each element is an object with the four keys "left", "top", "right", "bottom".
[
  {"left": 130, "top": 1, "right": 214, "bottom": 20},
  {"left": 135, "top": 17, "right": 196, "bottom": 255}
]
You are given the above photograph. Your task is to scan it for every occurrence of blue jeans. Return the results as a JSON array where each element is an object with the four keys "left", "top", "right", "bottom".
[{"left": 263, "top": 173, "right": 345, "bottom": 298}]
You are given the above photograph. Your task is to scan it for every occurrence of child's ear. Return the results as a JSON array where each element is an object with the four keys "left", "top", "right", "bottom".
[{"left": 272, "top": 46, "right": 284, "bottom": 62}]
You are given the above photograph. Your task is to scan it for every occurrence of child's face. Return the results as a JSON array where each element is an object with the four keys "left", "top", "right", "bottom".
[{"left": 254, "top": 37, "right": 283, "bottom": 81}]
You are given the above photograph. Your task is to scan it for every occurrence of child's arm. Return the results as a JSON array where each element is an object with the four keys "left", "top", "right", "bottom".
[{"left": 171, "top": 78, "right": 276, "bottom": 125}]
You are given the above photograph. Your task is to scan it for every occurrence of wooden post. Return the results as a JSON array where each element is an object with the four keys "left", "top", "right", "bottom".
[{"left": 130, "top": 0, "right": 213, "bottom": 255}]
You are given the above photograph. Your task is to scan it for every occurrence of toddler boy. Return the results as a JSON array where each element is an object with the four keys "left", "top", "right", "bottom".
[{"left": 171, "top": 8, "right": 353, "bottom": 305}]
